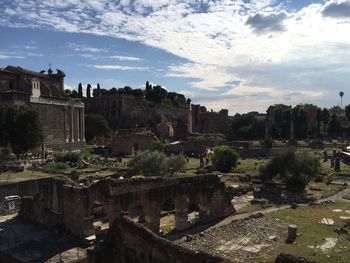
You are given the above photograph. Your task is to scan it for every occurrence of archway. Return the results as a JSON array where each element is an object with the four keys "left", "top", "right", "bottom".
[
  {"left": 128, "top": 205, "right": 146, "bottom": 223},
  {"left": 91, "top": 201, "right": 109, "bottom": 231},
  {"left": 159, "top": 198, "right": 175, "bottom": 235},
  {"left": 186, "top": 202, "right": 200, "bottom": 226}
]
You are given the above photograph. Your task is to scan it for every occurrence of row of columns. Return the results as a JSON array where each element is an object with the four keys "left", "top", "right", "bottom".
[
  {"left": 81, "top": 195, "right": 209, "bottom": 235},
  {"left": 65, "top": 106, "right": 85, "bottom": 143}
]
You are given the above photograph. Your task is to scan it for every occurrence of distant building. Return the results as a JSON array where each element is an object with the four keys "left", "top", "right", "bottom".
[
  {"left": 110, "top": 130, "right": 156, "bottom": 155},
  {"left": 156, "top": 122, "right": 174, "bottom": 139},
  {"left": 191, "top": 104, "right": 230, "bottom": 134},
  {"left": 85, "top": 90, "right": 192, "bottom": 139},
  {"left": 0, "top": 65, "right": 85, "bottom": 150}
]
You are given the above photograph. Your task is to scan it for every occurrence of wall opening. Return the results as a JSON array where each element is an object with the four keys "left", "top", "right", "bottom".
[
  {"left": 92, "top": 201, "right": 109, "bottom": 230},
  {"left": 159, "top": 198, "right": 175, "bottom": 235},
  {"left": 186, "top": 201, "right": 200, "bottom": 227},
  {"left": 128, "top": 205, "right": 146, "bottom": 224}
]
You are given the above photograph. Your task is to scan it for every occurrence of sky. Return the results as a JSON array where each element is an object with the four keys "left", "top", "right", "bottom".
[{"left": 0, "top": 0, "right": 350, "bottom": 114}]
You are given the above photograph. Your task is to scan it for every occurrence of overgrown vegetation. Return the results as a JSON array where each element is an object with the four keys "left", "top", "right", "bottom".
[
  {"left": 260, "top": 148, "right": 321, "bottom": 191},
  {"left": 128, "top": 150, "right": 186, "bottom": 177},
  {"left": 54, "top": 150, "right": 90, "bottom": 163},
  {"left": 152, "top": 140, "right": 165, "bottom": 152},
  {"left": 211, "top": 145, "right": 239, "bottom": 173}
]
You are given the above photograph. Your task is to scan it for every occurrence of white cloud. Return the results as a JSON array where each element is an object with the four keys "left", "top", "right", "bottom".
[
  {"left": 0, "top": 53, "right": 25, "bottom": 59},
  {"left": 1, "top": 0, "right": 350, "bottom": 112},
  {"left": 110, "top": 55, "right": 141, "bottom": 61},
  {"left": 92, "top": 64, "right": 148, "bottom": 71},
  {"left": 68, "top": 43, "right": 107, "bottom": 53}
]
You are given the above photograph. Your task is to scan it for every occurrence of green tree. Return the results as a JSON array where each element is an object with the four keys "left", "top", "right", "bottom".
[
  {"left": 345, "top": 104, "right": 350, "bottom": 121},
  {"left": 128, "top": 151, "right": 186, "bottom": 177},
  {"left": 86, "top": 84, "right": 91, "bottom": 99},
  {"left": 78, "top": 83, "right": 83, "bottom": 98},
  {"left": 85, "top": 114, "right": 110, "bottom": 141},
  {"left": 316, "top": 108, "right": 322, "bottom": 136},
  {"left": 322, "top": 108, "right": 330, "bottom": 133},
  {"left": 167, "top": 155, "right": 187, "bottom": 176},
  {"left": 211, "top": 145, "right": 239, "bottom": 173},
  {"left": 152, "top": 140, "right": 165, "bottom": 152},
  {"left": 260, "top": 148, "right": 321, "bottom": 191},
  {"left": 0, "top": 105, "right": 43, "bottom": 153},
  {"left": 14, "top": 108, "right": 43, "bottom": 153},
  {"left": 328, "top": 113, "right": 341, "bottom": 137}
]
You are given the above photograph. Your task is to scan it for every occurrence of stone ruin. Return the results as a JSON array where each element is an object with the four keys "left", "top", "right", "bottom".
[
  {"left": 19, "top": 174, "right": 235, "bottom": 237},
  {"left": 87, "top": 212, "right": 228, "bottom": 263}
]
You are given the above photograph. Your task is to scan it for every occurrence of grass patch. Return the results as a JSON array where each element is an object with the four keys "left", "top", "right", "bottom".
[{"left": 249, "top": 202, "right": 350, "bottom": 263}]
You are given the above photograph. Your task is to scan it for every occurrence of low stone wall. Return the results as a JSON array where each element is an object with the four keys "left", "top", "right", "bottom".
[
  {"left": 87, "top": 214, "right": 227, "bottom": 263},
  {"left": 0, "top": 177, "right": 52, "bottom": 200}
]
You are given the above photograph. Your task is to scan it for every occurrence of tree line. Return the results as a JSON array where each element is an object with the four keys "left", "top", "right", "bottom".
[
  {"left": 65, "top": 81, "right": 190, "bottom": 108},
  {"left": 230, "top": 104, "right": 349, "bottom": 140}
]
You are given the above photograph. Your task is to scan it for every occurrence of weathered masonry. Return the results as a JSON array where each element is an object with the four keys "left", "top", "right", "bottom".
[
  {"left": 87, "top": 213, "right": 227, "bottom": 263},
  {"left": 0, "top": 65, "right": 85, "bottom": 149},
  {"left": 19, "top": 174, "right": 235, "bottom": 236}
]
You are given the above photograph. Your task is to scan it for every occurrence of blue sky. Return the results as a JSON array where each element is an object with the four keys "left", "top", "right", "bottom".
[{"left": 1, "top": 0, "right": 350, "bottom": 114}]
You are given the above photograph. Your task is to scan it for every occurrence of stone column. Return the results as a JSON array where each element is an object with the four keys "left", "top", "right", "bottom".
[
  {"left": 143, "top": 201, "right": 161, "bottom": 233},
  {"left": 70, "top": 107, "right": 74, "bottom": 142},
  {"left": 80, "top": 108, "right": 85, "bottom": 142},
  {"left": 65, "top": 107, "right": 69, "bottom": 142},
  {"left": 77, "top": 108, "right": 80, "bottom": 142},
  {"left": 174, "top": 195, "right": 190, "bottom": 231}
]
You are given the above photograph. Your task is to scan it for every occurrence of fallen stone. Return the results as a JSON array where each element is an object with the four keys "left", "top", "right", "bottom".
[
  {"left": 320, "top": 238, "right": 337, "bottom": 251},
  {"left": 319, "top": 218, "right": 334, "bottom": 225},
  {"left": 339, "top": 216, "right": 350, "bottom": 220},
  {"left": 269, "top": 235, "right": 277, "bottom": 241},
  {"left": 332, "top": 209, "right": 342, "bottom": 213},
  {"left": 242, "top": 244, "right": 268, "bottom": 253}
]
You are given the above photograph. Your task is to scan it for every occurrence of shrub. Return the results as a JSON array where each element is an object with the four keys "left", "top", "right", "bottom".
[
  {"left": 211, "top": 145, "right": 239, "bottom": 173},
  {"left": 167, "top": 155, "right": 187, "bottom": 176},
  {"left": 0, "top": 146, "right": 16, "bottom": 161},
  {"left": 54, "top": 151, "right": 81, "bottom": 163},
  {"left": 152, "top": 140, "right": 165, "bottom": 152},
  {"left": 128, "top": 151, "right": 186, "bottom": 177},
  {"left": 260, "top": 148, "right": 321, "bottom": 191},
  {"left": 42, "top": 162, "right": 69, "bottom": 173}
]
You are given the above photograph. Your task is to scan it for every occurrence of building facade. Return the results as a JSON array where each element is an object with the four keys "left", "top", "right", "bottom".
[{"left": 0, "top": 65, "right": 85, "bottom": 150}]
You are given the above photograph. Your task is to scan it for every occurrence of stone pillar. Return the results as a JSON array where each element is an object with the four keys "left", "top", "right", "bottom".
[
  {"left": 76, "top": 108, "right": 80, "bottom": 142},
  {"left": 65, "top": 107, "right": 69, "bottom": 142},
  {"left": 174, "top": 195, "right": 190, "bottom": 231},
  {"left": 81, "top": 108, "right": 85, "bottom": 142},
  {"left": 70, "top": 107, "right": 74, "bottom": 142},
  {"left": 286, "top": 224, "right": 297, "bottom": 243},
  {"left": 143, "top": 201, "right": 161, "bottom": 233}
]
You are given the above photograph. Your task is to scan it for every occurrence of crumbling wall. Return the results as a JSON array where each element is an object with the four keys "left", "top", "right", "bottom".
[
  {"left": 19, "top": 174, "right": 235, "bottom": 237},
  {"left": 87, "top": 214, "right": 227, "bottom": 263}
]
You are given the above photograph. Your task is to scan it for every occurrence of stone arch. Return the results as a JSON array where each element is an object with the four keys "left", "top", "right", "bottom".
[
  {"left": 127, "top": 204, "right": 146, "bottom": 224},
  {"left": 159, "top": 197, "right": 176, "bottom": 235},
  {"left": 91, "top": 201, "right": 110, "bottom": 231}
]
